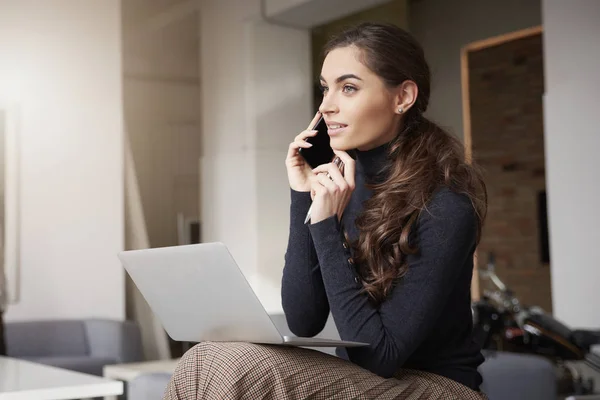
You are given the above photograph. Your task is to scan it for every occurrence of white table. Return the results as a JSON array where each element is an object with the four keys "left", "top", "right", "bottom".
[
  {"left": 103, "top": 358, "right": 179, "bottom": 400},
  {"left": 0, "top": 356, "right": 123, "bottom": 400}
]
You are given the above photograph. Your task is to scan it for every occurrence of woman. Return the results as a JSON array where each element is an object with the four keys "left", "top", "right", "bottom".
[{"left": 164, "top": 22, "right": 488, "bottom": 399}]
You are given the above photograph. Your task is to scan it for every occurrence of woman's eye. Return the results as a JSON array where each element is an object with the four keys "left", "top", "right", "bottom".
[
  {"left": 343, "top": 85, "right": 357, "bottom": 93},
  {"left": 320, "top": 86, "right": 329, "bottom": 94}
]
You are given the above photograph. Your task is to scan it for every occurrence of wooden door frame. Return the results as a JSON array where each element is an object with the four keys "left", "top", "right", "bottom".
[{"left": 460, "top": 25, "right": 543, "bottom": 301}]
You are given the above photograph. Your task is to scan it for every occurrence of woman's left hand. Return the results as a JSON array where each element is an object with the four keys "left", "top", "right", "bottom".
[{"left": 309, "top": 150, "right": 356, "bottom": 224}]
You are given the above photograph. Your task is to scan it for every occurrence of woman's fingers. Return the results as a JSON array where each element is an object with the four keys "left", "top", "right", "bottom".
[
  {"left": 287, "top": 131, "right": 317, "bottom": 161},
  {"left": 287, "top": 119, "right": 320, "bottom": 162},
  {"left": 317, "top": 173, "right": 338, "bottom": 193},
  {"left": 332, "top": 150, "right": 356, "bottom": 189},
  {"left": 309, "top": 174, "right": 325, "bottom": 198},
  {"left": 293, "top": 139, "right": 313, "bottom": 149},
  {"left": 307, "top": 111, "right": 321, "bottom": 130},
  {"left": 295, "top": 129, "right": 318, "bottom": 142},
  {"left": 313, "top": 163, "right": 347, "bottom": 191}
]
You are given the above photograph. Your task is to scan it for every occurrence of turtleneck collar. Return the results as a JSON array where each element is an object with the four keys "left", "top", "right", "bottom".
[{"left": 354, "top": 142, "right": 392, "bottom": 183}]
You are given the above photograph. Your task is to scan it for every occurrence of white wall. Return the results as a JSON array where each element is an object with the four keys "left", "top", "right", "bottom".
[
  {"left": 409, "top": 0, "right": 541, "bottom": 138},
  {"left": 122, "top": 2, "right": 201, "bottom": 250},
  {"left": 123, "top": 80, "right": 200, "bottom": 249},
  {"left": 0, "top": 0, "right": 125, "bottom": 321},
  {"left": 542, "top": 0, "right": 600, "bottom": 328},
  {"left": 252, "top": 21, "right": 313, "bottom": 303}
]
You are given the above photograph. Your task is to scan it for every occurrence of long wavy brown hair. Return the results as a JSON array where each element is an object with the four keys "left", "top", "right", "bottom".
[{"left": 324, "top": 23, "right": 487, "bottom": 305}]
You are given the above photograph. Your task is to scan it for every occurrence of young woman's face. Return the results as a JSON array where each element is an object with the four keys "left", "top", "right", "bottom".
[{"left": 319, "top": 45, "right": 401, "bottom": 152}]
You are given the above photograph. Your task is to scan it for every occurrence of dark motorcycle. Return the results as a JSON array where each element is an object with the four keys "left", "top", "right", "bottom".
[{"left": 472, "top": 253, "right": 600, "bottom": 395}]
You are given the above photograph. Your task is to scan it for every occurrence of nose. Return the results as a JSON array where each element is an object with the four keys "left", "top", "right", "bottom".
[{"left": 318, "top": 92, "right": 338, "bottom": 115}]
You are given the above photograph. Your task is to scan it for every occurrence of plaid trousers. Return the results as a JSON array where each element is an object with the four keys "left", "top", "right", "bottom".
[{"left": 163, "top": 342, "right": 488, "bottom": 399}]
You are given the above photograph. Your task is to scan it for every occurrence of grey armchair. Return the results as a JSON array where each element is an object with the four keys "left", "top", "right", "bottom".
[
  {"left": 5, "top": 318, "right": 143, "bottom": 376},
  {"left": 480, "top": 350, "right": 557, "bottom": 400}
]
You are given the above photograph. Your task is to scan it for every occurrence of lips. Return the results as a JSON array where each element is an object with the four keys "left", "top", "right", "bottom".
[{"left": 326, "top": 121, "right": 348, "bottom": 136}]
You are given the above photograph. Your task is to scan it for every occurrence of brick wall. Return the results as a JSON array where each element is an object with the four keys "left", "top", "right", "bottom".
[{"left": 469, "top": 33, "right": 553, "bottom": 312}]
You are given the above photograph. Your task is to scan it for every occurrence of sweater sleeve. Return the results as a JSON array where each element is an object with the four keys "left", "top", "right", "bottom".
[
  {"left": 281, "top": 189, "right": 330, "bottom": 337},
  {"left": 307, "top": 189, "right": 477, "bottom": 377}
]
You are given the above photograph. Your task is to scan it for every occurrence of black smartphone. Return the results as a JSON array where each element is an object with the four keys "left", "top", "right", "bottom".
[{"left": 298, "top": 115, "right": 334, "bottom": 169}]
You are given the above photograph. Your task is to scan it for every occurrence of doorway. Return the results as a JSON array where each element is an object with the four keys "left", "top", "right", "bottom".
[{"left": 462, "top": 26, "right": 552, "bottom": 311}]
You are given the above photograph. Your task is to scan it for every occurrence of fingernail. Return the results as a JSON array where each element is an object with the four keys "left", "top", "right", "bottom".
[{"left": 306, "top": 143, "right": 313, "bottom": 147}]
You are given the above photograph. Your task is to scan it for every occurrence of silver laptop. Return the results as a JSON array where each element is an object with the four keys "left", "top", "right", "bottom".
[{"left": 118, "top": 242, "right": 368, "bottom": 348}]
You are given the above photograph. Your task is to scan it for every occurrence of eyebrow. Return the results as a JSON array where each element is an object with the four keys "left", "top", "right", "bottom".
[{"left": 319, "top": 74, "right": 363, "bottom": 84}]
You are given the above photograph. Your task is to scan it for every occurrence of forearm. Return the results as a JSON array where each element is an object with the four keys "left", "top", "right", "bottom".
[
  {"left": 308, "top": 216, "right": 401, "bottom": 376},
  {"left": 281, "top": 189, "right": 330, "bottom": 337}
]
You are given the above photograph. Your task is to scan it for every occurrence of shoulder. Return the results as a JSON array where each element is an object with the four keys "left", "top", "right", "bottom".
[
  {"left": 416, "top": 186, "right": 478, "bottom": 242},
  {"left": 424, "top": 186, "right": 475, "bottom": 217}
]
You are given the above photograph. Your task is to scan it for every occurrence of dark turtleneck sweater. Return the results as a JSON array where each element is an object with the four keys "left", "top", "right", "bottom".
[{"left": 281, "top": 143, "right": 484, "bottom": 391}]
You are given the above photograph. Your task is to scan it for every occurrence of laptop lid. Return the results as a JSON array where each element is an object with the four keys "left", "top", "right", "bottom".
[{"left": 118, "top": 242, "right": 285, "bottom": 344}]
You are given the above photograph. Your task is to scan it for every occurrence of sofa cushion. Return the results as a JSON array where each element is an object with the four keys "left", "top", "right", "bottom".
[
  {"left": 128, "top": 373, "right": 172, "bottom": 400},
  {"left": 84, "top": 319, "right": 144, "bottom": 363},
  {"left": 21, "top": 356, "right": 118, "bottom": 376},
  {"left": 480, "top": 351, "right": 557, "bottom": 400},
  {"left": 6, "top": 321, "right": 88, "bottom": 357}
]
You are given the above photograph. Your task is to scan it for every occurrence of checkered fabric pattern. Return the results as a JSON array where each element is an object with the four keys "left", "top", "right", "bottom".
[{"left": 163, "top": 342, "right": 488, "bottom": 399}]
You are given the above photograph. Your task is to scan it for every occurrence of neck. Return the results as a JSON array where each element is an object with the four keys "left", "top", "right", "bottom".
[{"left": 355, "top": 141, "right": 391, "bottom": 183}]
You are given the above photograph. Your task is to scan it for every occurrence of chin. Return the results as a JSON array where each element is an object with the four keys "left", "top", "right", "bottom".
[{"left": 329, "top": 137, "right": 353, "bottom": 152}]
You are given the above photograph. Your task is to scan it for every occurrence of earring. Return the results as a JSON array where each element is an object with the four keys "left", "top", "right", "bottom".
[{"left": 398, "top": 107, "right": 403, "bottom": 114}]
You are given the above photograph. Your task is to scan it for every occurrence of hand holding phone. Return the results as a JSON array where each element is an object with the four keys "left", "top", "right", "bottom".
[
  {"left": 298, "top": 114, "right": 335, "bottom": 169},
  {"left": 285, "top": 112, "right": 325, "bottom": 192}
]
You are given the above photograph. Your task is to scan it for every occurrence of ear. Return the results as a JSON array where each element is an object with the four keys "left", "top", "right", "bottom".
[{"left": 393, "top": 80, "right": 418, "bottom": 115}]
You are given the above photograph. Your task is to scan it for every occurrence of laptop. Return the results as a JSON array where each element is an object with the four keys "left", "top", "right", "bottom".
[{"left": 118, "top": 242, "right": 368, "bottom": 348}]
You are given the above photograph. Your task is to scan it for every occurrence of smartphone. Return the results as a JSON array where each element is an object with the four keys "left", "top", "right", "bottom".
[{"left": 298, "top": 115, "right": 334, "bottom": 169}]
